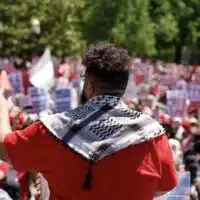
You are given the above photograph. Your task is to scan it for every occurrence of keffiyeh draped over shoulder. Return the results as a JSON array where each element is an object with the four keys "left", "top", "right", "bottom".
[{"left": 41, "top": 96, "right": 165, "bottom": 162}]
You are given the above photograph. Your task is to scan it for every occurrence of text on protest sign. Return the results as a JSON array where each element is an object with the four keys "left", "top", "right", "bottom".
[
  {"left": 167, "top": 90, "right": 187, "bottom": 118},
  {"left": 9, "top": 72, "right": 24, "bottom": 94},
  {"left": 187, "top": 83, "right": 200, "bottom": 103},
  {"left": 55, "top": 88, "right": 71, "bottom": 113},
  {"left": 28, "top": 87, "right": 49, "bottom": 113}
]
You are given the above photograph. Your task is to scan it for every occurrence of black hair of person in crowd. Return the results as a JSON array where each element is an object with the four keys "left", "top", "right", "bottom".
[{"left": 162, "top": 124, "right": 175, "bottom": 139}]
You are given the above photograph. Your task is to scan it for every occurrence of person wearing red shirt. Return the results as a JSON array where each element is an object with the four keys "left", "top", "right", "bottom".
[{"left": 0, "top": 43, "right": 177, "bottom": 200}]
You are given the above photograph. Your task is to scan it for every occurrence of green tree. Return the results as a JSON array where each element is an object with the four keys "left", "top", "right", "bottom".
[
  {"left": 83, "top": 0, "right": 156, "bottom": 57},
  {"left": 82, "top": 0, "right": 120, "bottom": 44},
  {"left": 149, "top": 0, "right": 178, "bottom": 61},
  {"left": 0, "top": 0, "right": 86, "bottom": 57},
  {"left": 169, "top": 0, "right": 200, "bottom": 63},
  {"left": 111, "top": 0, "right": 156, "bottom": 56}
]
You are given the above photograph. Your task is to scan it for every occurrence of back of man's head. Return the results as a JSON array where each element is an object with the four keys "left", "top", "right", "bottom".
[{"left": 82, "top": 42, "right": 131, "bottom": 96}]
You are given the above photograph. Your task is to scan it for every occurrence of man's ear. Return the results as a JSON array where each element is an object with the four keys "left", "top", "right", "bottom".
[{"left": 87, "top": 80, "right": 95, "bottom": 98}]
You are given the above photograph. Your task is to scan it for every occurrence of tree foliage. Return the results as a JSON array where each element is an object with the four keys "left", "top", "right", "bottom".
[
  {"left": 1, "top": 0, "right": 200, "bottom": 62},
  {"left": 0, "top": 0, "right": 86, "bottom": 57}
]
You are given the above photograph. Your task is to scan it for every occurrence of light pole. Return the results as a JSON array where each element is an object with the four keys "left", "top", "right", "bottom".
[
  {"left": 31, "top": 18, "right": 41, "bottom": 35},
  {"left": 31, "top": 18, "right": 41, "bottom": 58}
]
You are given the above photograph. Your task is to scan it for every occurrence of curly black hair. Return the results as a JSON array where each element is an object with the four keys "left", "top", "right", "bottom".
[{"left": 82, "top": 42, "right": 131, "bottom": 94}]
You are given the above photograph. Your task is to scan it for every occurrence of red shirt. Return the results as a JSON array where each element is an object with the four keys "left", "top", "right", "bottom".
[
  {"left": 0, "top": 161, "right": 9, "bottom": 188},
  {"left": 4, "top": 121, "right": 177, "bottom": 200}
]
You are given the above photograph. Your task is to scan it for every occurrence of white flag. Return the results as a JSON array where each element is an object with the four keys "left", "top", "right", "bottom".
[{"left": 29, "top": 49, "right": 54, "bottom": 91}]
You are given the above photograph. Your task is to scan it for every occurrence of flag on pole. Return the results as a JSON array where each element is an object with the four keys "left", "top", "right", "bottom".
[{"left": 29, "top": 49, "right": 54, "bottom": 91}]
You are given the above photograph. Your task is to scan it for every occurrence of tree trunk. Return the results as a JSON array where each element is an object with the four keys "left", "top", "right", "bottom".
[{"left": 174, "top": 42, "right": 183, "bottom": 64}]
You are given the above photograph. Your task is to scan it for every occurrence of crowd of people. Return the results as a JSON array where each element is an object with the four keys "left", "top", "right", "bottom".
[{"left": 0, "top": 48, "right": 199, "bottom": 199}]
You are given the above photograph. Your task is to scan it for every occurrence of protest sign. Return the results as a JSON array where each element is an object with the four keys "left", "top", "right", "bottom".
[
  {"left": 29, "top": 49, "right": 54, "bottom": 91},
  {"left": 9, "top": 72, "right": 24, "bottom": 94},
  {"left": 28, "top": 87, "right": 49, "bottom": 113},
  {"left": 136, "top": 84, "right": 149, "bottom": 100},
  {"left": 167, "top": 90, "right": 187, "bottom": 118},
  {"left": 187, "top": 83, "right": 200, "bottom": 103},
  {"left": 55, "top": 88, "right": 71, "bottom": 113},
  {"left": 154, "top": 171, "right": 190, "bottom": 200}
]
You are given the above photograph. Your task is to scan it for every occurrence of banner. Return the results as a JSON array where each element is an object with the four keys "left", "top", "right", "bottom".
[
  {"left": 188, "top": 83, "right": 200, "bottom": 103},
  {"left": 55, "top": 88, "right": 71, "bottom": 113},
  {"left": 167, "top": 90, "right": 187, "bottom": 118},
  {"left": 29, "top": 49, "right": 54, "bottom": 91},
  {"left": 28, "top": 87, "right": 49, "bottom": 113},
  {"left": 154, "top": 171, "right": 191, "bottom": 200},
  {"left": 9, "top": 72, "right": 24, "bottom": 94}
]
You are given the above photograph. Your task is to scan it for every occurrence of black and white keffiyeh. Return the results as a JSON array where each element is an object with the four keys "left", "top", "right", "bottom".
[{"left": 40, "top": 95, "right": 165, "bottom": 162}]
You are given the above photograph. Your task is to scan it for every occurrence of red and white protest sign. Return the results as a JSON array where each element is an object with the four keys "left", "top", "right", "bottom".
[
  {"left": 187, "top": 83, "right": 200, "bottom": 103},
  {"left": 167, "top": 90, "right": 188, "bottom": 118}
]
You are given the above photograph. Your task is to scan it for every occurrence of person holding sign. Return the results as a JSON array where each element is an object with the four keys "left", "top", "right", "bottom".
[{"left": 0, "top": 42, "right": 177, "bottom": 200}]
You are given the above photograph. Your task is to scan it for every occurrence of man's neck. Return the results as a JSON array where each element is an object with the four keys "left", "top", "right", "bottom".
[{"left": 96, "top": 90, "right": 123, "bottom": 98}]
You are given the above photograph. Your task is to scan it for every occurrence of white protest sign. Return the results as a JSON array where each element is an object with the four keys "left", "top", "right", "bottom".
[
  {"left": 55, "top": 88, "right": 71, "bottom": 113},
  {"left": 9, "top": 72, "right": 24, "bottom": 94},
  {"left": 187, "top": 83, "right": 200, "bottom": 103},
  {"left": 28, "top": 87, "right": 49, "bottom": 113},
  {"left": 167, "top": 90, "right": 188, "bottom": 118},
  {"left": 29, "top": 49, "right": 54, "bottom": 91}
]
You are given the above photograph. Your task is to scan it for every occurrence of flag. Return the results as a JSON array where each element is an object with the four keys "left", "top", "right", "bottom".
[
  {"left": 55, "top": 88, "right": 72, "bottom": 113},
  {"left": 29, "top": 49, "right": 54, "bottom": 91}
]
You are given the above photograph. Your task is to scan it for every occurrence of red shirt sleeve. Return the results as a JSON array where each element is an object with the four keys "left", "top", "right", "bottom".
[
  {"left": 0, "top": 161, "right": 9, "bottom": 176},
  {"left": 3, "top": 121, "right": 52, "bottom": 172},
  {"left": 157, "top": 134, "right": 178, "bottom": 191}
]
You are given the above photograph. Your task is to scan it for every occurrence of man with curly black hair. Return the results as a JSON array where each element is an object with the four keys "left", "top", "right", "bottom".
[
  {"left": 80, "top": 42, "right": 130, "bottom": 103},
  {"left": 0, "top": 42, "right": 177, "bottom": 200}
]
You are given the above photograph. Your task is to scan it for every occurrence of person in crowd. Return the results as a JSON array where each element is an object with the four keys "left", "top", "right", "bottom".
[
  {"left": 183, "top": 117, "right": 200, "bottom": 153},
  {"left": 0, "top": 160, "right": 9, "bottom": 188},
  {"left": 171, "top": 117, "right": 185, "bottom": 141},
  {"left": 8, "top": 104, "right": 49, "bottom": 200},
  {"left": 0, "top": 42, "right": 177, "bottom": 200}
]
